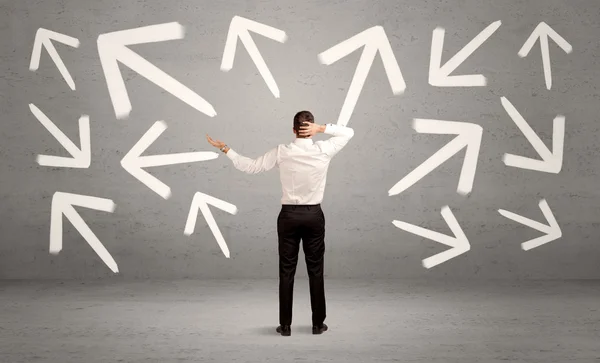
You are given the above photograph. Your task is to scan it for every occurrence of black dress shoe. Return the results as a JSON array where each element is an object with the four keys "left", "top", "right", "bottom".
[
  {"left": 276, "top": 325, "right": 291, "bottom": 336},
  {"left": 312, "top": 323, "right": 328, "bottom": 335}
]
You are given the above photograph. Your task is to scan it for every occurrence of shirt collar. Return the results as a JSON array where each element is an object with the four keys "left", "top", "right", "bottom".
[{"left": 293, "top": 138, "right": 313, "bottom": 145}]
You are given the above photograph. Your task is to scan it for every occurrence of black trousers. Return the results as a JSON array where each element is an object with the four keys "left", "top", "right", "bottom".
[{"left": 277, "top": 204, "right": 326, "bottom": 326}]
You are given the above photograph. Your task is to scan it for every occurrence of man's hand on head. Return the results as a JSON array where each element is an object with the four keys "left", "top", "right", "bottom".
[{"left": 298, "top": 122, "right": 325, "bottom": 138}]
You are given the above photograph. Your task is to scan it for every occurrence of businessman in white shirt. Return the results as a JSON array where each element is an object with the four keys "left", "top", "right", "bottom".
[{"left": 206, "top": 111, "right": 354, "bottom": 336}]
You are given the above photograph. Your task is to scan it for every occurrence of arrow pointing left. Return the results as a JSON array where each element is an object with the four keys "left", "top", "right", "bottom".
[
  {"left": 97, "top": 22, "right": 217, "bottom": 119},
  {"left": 29, "top": 103, "right": 91, "bottom": 168},
  {"left": 184, "top": 192, "right": 238, "bottom": 258},
  {"left": 221, "top": 16, "right": 288, "bottom": 98},
  {"left": 121, "top": 120, "right": 219, "bottom": 199},
  {"left": 50, "top": 192, "right": 118, "bottom": 273},
  {"left": 318, "top": 26, "right": 406, "bottom": 127},
  {"left": 29, "top": 28, "right": 80, "bottom": 90},
  {"left": 392, "top": 206, "right": 470, "bottom": 268}
]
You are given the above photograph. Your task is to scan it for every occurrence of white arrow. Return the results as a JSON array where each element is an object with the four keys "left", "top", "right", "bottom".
[
  {"left": 29, "top": 103, "right": 91, "bottom": 168},
  {"left": 29, "top": 28, "right": 80, "bottom": 90},
  {"left": 318, "top": 26, "right": 406, "bottom": 127},
  {"left": 392, "top": 206, "right": 470, "bottom": 268},
  {"left": 121, "top": 120, "right": 219, "bottom": 199},
  {"left": 518, "top": 22, "right": 572, "bottom": 90},
  {"left": 389, "top": 119, "right": 483, "bottom": 197},
  {"left": 500, "top": 97, "right": 564, "bottom": 173},
  {"left": 97, "top": 22, "right": 216, "bottom": 120},
  {"left": 498, "top": 199, "right": 562, "bottom": 251},
  {"left": 429, "top": 20, "right": 501, "bottom": 87},
  {"left": 184, "top": 192, "right": 238, "bottom": 258},
  {"left": 50, "top": 192, "right": 118, "bottom": 273},
  {"left": 221, "top": 16, "right": 288, "bottom": 98}
]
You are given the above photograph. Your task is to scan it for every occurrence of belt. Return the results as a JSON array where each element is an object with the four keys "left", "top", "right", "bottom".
[{"left": 281, "top": 204, "right": 321, "bottom": 210}]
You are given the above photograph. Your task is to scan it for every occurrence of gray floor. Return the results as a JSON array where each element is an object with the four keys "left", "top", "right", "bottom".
[{"left": 1, "top": 279, "right": 599, "bottom": 363}]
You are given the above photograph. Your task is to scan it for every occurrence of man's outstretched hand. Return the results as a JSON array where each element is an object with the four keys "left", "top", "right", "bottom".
[
  {"left": 298, "top": 122, "right": 325, "bottom": 138},
  {"left": 206, "top": 134, "right": 229, "bottom": 153}
]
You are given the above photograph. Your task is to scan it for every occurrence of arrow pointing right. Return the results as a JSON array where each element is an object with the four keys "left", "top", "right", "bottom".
[
  {"left": 500, "top": 96, "right": 565, "bottom": 173},
  {"left": 29, "top": 28, "right": 80, "bottom": 90},
  {"left": 388, "top": 119, "right": 483, "bottom": 197},
  {"left": 518, "top": 22, "right": 572, "bottom": 90},
  {"left": 121, "top": 120, "right": 219, "bottom": 199},
  {"left": 392, "top": 206, "right": 470, "bottom": 268},
  {"left": 318, "top": 26, "right": 406, "bottom": 127},
  {"left": 97, "top": 22, "right": 216, "bottom": 119},
  {"left": 29, "top": 103, "right": 91, "bottom": 168},
  {"left": 221, "top": 16, "right": 288, "bottom": 98},
  {"left": 50, "top": 192, "right": 118, "bottom": 273},
  {"left": 498, "top": 199, "right": 562, "bottom": 251},
  {"left": 184, "top": 192, "right": 238, "bottom": 258}
]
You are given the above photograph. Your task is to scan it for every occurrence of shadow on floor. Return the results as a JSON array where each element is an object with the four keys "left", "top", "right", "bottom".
[{"left": 253, "top": 325, "right": 314, "bottom": 335}]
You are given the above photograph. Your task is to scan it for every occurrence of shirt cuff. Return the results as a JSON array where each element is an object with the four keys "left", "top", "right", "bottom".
[
  {"left": 323, "top": 123, "right": 337, "bottom": 135},
  {"left": 225, "top": 148, "right": 238, "bottom": 160}
]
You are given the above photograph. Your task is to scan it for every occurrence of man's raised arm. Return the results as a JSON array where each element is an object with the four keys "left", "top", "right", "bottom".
[
  {"left": 317, "top": 123, "right": 355, "bottom": 157},
  {"left": 225, "top": 146, "right": 279, "bottom": 175}
]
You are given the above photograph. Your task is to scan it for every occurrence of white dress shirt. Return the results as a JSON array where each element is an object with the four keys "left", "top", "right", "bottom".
[{"left": 225, "top": 124, "right": 355, "bottom": 205}]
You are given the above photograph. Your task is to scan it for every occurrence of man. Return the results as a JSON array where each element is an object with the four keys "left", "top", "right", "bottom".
[{"left": 206, "top": 111, "right": 354, "bottom": 336}]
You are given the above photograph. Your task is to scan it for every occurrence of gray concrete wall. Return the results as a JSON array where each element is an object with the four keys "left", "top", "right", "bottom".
[{"left": 1, "top": 0, "right": 599, "bottom": 279}]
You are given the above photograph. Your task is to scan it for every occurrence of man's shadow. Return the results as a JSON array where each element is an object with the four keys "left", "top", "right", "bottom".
[{"left": 254, "top": 326, "right": 313, "bottom": 335}]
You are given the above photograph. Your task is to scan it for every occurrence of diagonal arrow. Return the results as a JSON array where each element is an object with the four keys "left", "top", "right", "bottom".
[
  {"left": 184, "top": 192, "right": 238, "bottom": 258},
  {"left": 429, "top": 20, "right": 501, "bottom": 87},
  {"left": 29, "top": 103, "right": 91, "bottom": 168},
  {"left": 318, "top": 26, "right": 406, "bottom": 127},
  {"left": 97, "top": 22, "right": 216, "bottom": 120},
  {"left": 50, "top": 192, "right": 118, "bottom": 273},
  {"left": 500, "top": 97, "right": 565, "bottom": 173},
  {"left": 388, "top": 119, "right": 483, "bottom": 197},
  {"left": 221, "top": 16, "right": 288, "bottom": 98},
  {"left": 29, "top": 28, "right": 80, "bottom": 90},
  {"left": 518, "top": 22, "right": 572, "bottom": 90},
  {"left": 121, "top": 120, "right": 219, "bottom": 199},
  {"left": 392, "top": 206, "right": 470, "bottom": 268},
  {"left": 498, "top": 199, "right": 562, "bottom": 251}
]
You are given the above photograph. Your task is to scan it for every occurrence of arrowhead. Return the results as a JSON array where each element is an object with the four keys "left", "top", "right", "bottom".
[
  {"left": 498, "top": 199, "right": 562, "bottom": 251},
  {"left": 30, "top": 28, "right": 80, "bottom": 90},
  {"left": 518, "top": 22, "right": 573, "bottom": 58},
  {"left": 429, "top": 20, "right": 501, "bottom": 87},
  {"left": 50, "top": 192, "right": 118, "bottom": 273},
  {"left": 184, "top": 192, "right": 238, "bottom": 258}
]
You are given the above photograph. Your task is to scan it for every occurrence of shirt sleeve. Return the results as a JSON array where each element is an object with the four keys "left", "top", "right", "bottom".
[
  {"left": 225, "top": 146, "right": 279, "bottom": 174},
  {"left": 317, "top": 124, "right": 355, "bottom": 157}
]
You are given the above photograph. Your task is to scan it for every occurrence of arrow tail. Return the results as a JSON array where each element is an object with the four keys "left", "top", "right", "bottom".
[
  {"left": 238, "top": 30, "right": 280, "bottom": 98},
  {"left": 136, "top": 151, "right": 219, "bottom": 168},
  {"left": 118, "top": 47, "right": 216, "bottom": 118},
  {"left": 335, "top": 45, "right": 378, "bottom": 127},
  {"left": 497, "top": 209, "right": 552, "bottom": 234}
]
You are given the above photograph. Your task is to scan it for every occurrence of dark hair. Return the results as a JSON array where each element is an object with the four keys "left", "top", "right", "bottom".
[{"left": 293, "top": 110, "right": 314, "bottom": 137}]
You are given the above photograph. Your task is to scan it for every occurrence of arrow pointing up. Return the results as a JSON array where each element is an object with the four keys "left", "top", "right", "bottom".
[
  {"left": 221, "top": 16, "right": 288, "bottom": 98},
  {"left": 121, "top": 120, "right": 219, "bottom": 199},
  {"left": 500, "top": 97, "right": 565, "bottom": 173},
  {"left": 184, "top": 192, "right": 238, "bottom": 258},
  {"left": 429, "top": 20, "right": 501, "bottom": 87},
  {"left": 393, "top": 206, "right": 470, "bottom": 268},
  {"left": 29, "top": 28, "right": 80, "bottom": 90},
  {"left": 498, "top": 199, "right": 562, "bottom": 251},
  {"left": 29, "top": 103, "right": 91, "bottom": 168},
  {"left": 97, "top": 22, "right": 217, "bottom": 120},
  {"left": 518, "top": 22, "right": 572, "bottom": 90},
  {"left": 389, "top": 119, "right": 483, "bottom": 197},
  {"left": 318, "top": 26, "right": 406, "bottom": 127},
  {"left": 50, "top": 192, "right": 118, "bottom": 273}
]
